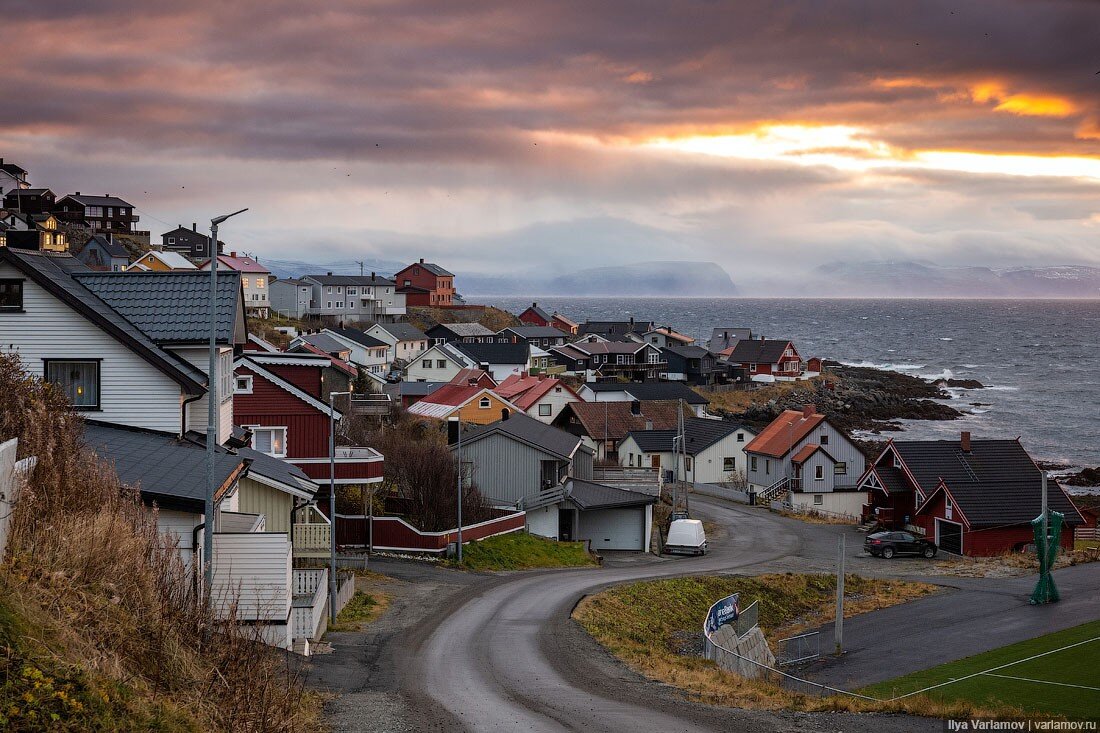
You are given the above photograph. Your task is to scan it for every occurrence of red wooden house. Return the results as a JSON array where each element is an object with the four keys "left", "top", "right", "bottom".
[
  {"left": 724, "top": 338, "right": 802, "bottom": 379},
  {"left": 518, "top": 302, "right": 578, "bottom": 335},
  {"left": 858, "top": 432, "right": 1083, "bottom": 556},
  {"left": 394, "top": 258, "right": 455, "bottom": 306},
  {"left": 233, "top": 352, "right": 383, "bottom": 486}
]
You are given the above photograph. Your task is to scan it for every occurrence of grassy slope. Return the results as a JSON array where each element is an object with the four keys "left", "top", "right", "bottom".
[
  {"left": 454, "top": 532, "right": 598, "bottom": 571},
  {"left": 862, "top": 619, "right": 1100, "bottom": 720}
]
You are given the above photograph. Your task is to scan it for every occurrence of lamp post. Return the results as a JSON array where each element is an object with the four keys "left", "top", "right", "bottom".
[
  {"left": 448, "top": 416, "right": 463, "bottom": 562},
  {"left": 328, "top": 390, "right": 352, "bottom": 622},
  {"left": 204, "top": 208, "right": 247, "bottom": 606}
]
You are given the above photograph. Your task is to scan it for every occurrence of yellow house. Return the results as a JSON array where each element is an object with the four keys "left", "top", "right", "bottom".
[
  {"left": 128, "top": 250, "right": 198, "bottom": 271},
  {"left": 407, "top": 385, "right": 518, "bottom": 425}
]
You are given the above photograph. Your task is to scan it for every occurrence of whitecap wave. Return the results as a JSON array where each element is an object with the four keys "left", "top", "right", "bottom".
[
  {"left": 840, "top": 360, "right": 925, "bottom": 371},
  {"left": 920, "top": 368, "right": 954, "bottom": 380},
  {"left": 939, "top": 337, "right": 954, "bottom": 341},
  {"left": 984, "top": 385, "right": 1020, "bottom": 391}
]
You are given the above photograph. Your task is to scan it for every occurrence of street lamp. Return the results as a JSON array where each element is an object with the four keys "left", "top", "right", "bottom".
[
  {"left": 448, "top": 416, "right": 463, "bottom": 563},
  {"left": 328, "top": 390, "right": 352, "bottom": 622},
  {"left": 204, "top": 208, "right": 247, "bottom": 606}
]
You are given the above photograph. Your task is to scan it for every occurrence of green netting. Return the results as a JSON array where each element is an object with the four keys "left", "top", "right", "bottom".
[{"left": 1029, "top": 510, "right": 1063, "bottom": 605}]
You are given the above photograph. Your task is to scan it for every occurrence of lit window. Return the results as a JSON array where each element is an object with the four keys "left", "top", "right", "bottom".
[
  {"left": 45, "top": 359, "right": 100, "bottom": 409},
  {"left": 250, "top": 426, "right": 287, "bottom": 457},
  {"left": 255, "top": 278, "right": 264, "bottom": 288},
  {"left": 242, "top": 277, "right": 250, "bottom": 288}
]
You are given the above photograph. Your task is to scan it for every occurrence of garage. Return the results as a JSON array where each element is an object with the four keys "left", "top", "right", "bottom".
[
  {"left": 936, "top": 519, "right": 963, "bottom": 555},
  {"left": 566, "top": 479, "right": 656, "bottom": 552}
]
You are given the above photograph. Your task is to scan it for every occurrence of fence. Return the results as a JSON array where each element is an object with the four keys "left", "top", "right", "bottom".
[
  {"left": 774, "top": 631, "right": 822, "bottom": 666},
  {"left": 326, "top": 509, "right": 526, "bottom": 553}
]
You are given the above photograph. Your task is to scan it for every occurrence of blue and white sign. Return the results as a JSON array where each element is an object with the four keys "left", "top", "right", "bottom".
[{"left": 704, "top": 592, "right": 740, "bottom": 635}]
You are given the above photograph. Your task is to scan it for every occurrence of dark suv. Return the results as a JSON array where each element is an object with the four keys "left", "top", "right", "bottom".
[{"left": 864, "top": 531, "right": 937, "bottom": 559}]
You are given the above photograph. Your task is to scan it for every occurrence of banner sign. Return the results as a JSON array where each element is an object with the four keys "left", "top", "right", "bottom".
[{"left": 704, "top": 592, "right": 740, "bottom": 635}]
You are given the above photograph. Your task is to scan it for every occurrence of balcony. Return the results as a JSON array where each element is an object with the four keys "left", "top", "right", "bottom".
[
  {"left": 591, "top": 466, "right": 662, "bottom": 496},
  {"left": 347, "top": 394, "right": 392, "bottom": 416},
  {"left": 334, "top": 445, "right": 383, "bottom": 460}
]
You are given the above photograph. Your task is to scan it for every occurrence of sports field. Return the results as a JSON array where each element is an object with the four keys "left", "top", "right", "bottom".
[{"left": 863, "top": 619, "right": 1100, "bottom": 719}]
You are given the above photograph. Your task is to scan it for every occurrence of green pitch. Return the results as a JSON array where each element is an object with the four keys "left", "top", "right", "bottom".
[{"left": 862, "top": 619, "right": 1100, "bottom": 720}]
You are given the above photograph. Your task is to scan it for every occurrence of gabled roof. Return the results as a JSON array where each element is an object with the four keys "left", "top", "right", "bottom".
[
  {"left": 0, "top": 160, "right": 27, "bottom": 176},
  {"left": 235, "top": 357, "right": 344, "bottom": 418},
  {"left": 569, "top": 340, "right": 648, "bottom": 356},
  {"left": 583, "top": 381, "right": 709, "bottom": 405},
  {"left": 501, "top": 325, "right": 567, "bottom": 339},
  {"left": 709, "top": 328, "right": 753, "bottom": 350},
  {"left": 59, "top": 193, "right": 133, "bottom": 208},
  {"left": 398, "top": 260, "right": 453, "bottom": 277},
  {"left": 304, "top": 273, "right": 395, "bottom": 286},
  {"left": 790, "top": 443, "right": 837, "bottom": 465},
  {"left": 130, "top": 250, "right": 197, "bottom": 270},
  {"left": 663, "top": 345, "right": 711, "bottom": 359},
  {"left": 325, "top": 327, "right": 388, "bottom": 349},
  {"left": 452, "top": 341, "right": 530, "bottom": 365},
  {"left": 519, "top": 303, "right": 553, "bottom": 322},
  {"left": 566, "top": 479, "right": 657, "bottom": 510},
  {"left": 744, "top": 408, "right": 827, "bottom": 458},
  {"left": 449, "top": 368, "right": 497, "bottom": 387},
  {"left": 551, "top": 312, "right": 578, "bottom": 328},
  {"left": 84, "top": 421, "right": 246, "bottom": 513},
  {"left": 495, "top": 374, "right": 579, "bottom": 411},
  {"left": 80, "top": 234, "right": 129, "bottom": 259},
  {"left": 626, "top": 418, "right": 749, "bottom": 456},
  {"left": 577, "top": 320, "right": 655, "bottom": 336},
  {"left": 727, "top": 338, "right": 795, "bottom": 365},
  {"left": 0, "top": 249, "right": 207, "bottom": 392},
  {"left": 237, "top": 446, "right": 316, "bottom": 498},
  {"left": 287, "top": 340, "right": 359, "bottom": 376},
  {"left": 295, "top": 332, "right": 351, "bottom": 355},
  {"left": 558, "top": 400, "right": 688, "bottom": 441},
  {"left": 202, "top": 253, "right": 269, "bottom": 274},
  {"left": 456, "top": 413, "right": 584, "bottom": 460},
  {"left": 4, "top": 187, "right": 52, "bottom": 197},
  {"left": 645, "top": 327, "right": 695, "bottom": 344},
  {"left": 75, "top": 270, "right": 243, "bottom": 345},
  {"left": 245, "top": 333, "right": 281, "bottom": 353},
  {"left": 371, "top": 322, "right": 427, "bottom": 341},
  {"left": 407, "top": 385, "right": 515, "bottom": 419},
  {"left": 428, "top": 322, "right": 495, "bottom": 338}
]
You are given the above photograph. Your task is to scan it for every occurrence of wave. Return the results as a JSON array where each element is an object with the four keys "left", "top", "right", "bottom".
[
  {"left": 919, "top": 368, "right": 954, "bottom": 380},
  {"left": 840, "top": 360, "right": 926, "bottom": 371},
  {"left": 969, "top": 408, "right": 991, "bottom": 414},
  {"left": 939, "top": 337, "right": 954, "bottom": 341},
  {"left": 984, "top": 385, "right": 1020, "bottom": 391}
]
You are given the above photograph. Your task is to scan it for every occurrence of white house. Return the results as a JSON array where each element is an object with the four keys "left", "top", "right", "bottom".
[
  {"left": 128, "top": 250, "right": 198, "bottom": 271},
  {"left": 365, "top": 322, "right": 429, "bottom": 371},
  {"left": 578, "top": 381, "right": 712, "bottom": 418},
  {"left": 450, "top": 342, "right": 530, "bottom": 383},
  {"left": 494, "top": 373, "right": 582, "bottom": 424},
  {"left": 404, "top": 342, "right": 476, "bottom": 382},
  {"left": 618, "top": 418, "right": 756, "bottom": 484},
  {"left": 322, "top": 327, "right": 390, "bottom": 375}
]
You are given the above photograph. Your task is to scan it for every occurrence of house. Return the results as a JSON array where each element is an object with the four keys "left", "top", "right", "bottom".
[
  {"left": 708, "top": 327, "right": 752, "bottom": 351},
  {"left": 619, "top": 419, "right": 756, "bottom": 483},
  {"left": 744, "top": 405, "right": 867, "bottom": 517},
  {"left": 0, "top": 211, "right": 68, "bottom": 252},
  {"left": 552, "top": 400, "right": 689, "bottom": 461},
  {"left": 406, "top": 383, "right": 517, "bottom": 424},
  {"left": 298, "top": 273, "right": 406, "bottom": 323},
  {"left": 448, "top": 368, "right": 498, "bottom": 389},
  {"left": 516, "top": 302, "right": 553, "bottom": 327},
  {"left": 364, "top": 322, "right": 429, "bottom": 371},
  {"left": 546, "top": 344, "right": 595, "bottom": 377},
  {"left": 162, "top": 224, "right": 222, "bottom": 259},
  {"left": 270, "top": 277, "right": 313, "bottom": 319},
  {"left": 639, "top": 327, "right": 695, "bottom": 349},
  {"left": 73, "top": 234, "right": 129, "bottom": 271},
  {"left": 200, "top": 252, "right": 271, "bottom": 316},
  {"left": 384, "top": 380, "right": 447, "bottom": 408},
  {"left": 424, "top": 322, "right": 496, "bottom": 344},
  {"left": 550, "top": 312, "right": 579, "bottom": 335},
  {"left": 725, "top": 338, "right": 803, "bottom": 381},
  {"left": 0, "top": 248, "right": 244, "bottom": 443},
  {"left": 494, "top": 372, "right": 581, "bottom": 423},
  {"left": 661, "top": 346, "right": 721, "bottom": 385},
  {"left": 285, "top": 340, "right": 357, "bottom": 394},
  {"left": 577, "top": 381, "right": 710, "bottom": 417},
  {"left": 577, "top": 319, "right": 655, "bottom": 339},
  {"left": 558, "top": 339, "right": 666, "bottom": 382},
  {"left": 234, "top": 352, "right": 385, "bottom": 488},
  {"left": 0, "top": 158, "right": 30, "bottom": 193},
  {"left": 128, "top": 250, "right": 198, "bottom": 271},
  {"left": 320, "top": 327, "right": 390, "bottom": 375},
  {"left": 450, "top": 342, "right": 530, "bottom": 382},
  {"left": 393, "top": 258, "right": 455, "bottom": 306},
  {"left": 857, "top": 433, "right": 1083, "bottom": 556},
  {"left": 291, "top": 332, "right": 353, "bottom": 362},
  {"left": 403, "top": 342, "right": 476, "bottom": 382},
  {"left": 54, "top": 193, "right": 144, "bottom": 241},
  {"left": 499, "top": 325, "right": 568, "bottom": 349},
  {"left": 3, "top": 187, "right": 56, "bottom": 215},
  {"left": 453, "top": 413, "right": 656, "bottom": 551}
]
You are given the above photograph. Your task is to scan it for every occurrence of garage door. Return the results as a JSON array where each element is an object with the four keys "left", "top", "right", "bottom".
[
  {"left": 936, "top": 519, "right": 963, "bottom": 555},
  {"left": 577, "top": 507, "right": 645, "bottom": 551}
]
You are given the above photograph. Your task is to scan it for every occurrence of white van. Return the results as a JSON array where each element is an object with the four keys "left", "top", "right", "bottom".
[{"left": 664, "top": 519, "right": 707, "bottom": 556}]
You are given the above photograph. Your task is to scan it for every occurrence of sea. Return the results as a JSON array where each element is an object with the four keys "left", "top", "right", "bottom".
[{"left": 483, "top": 297, "right": 1100, "bottom": 473}]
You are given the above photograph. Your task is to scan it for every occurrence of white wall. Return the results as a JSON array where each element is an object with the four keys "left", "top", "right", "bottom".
[
  {"left": 526, "top": 505, "right": 559, "bottom": 539},
  {"left": 525, "top": 385, "right": 578, "bottom": 424},
  {"left": 404, "top": 346, "right": 466, "bottom": 382},
  {"left": 0, "top": 263, "right": 184, "bottom": 433},
  {"left": 157, "top": 508, "right": 202, "bottom": 565},
  {"left": 789, "top": 490, "right": 865, "bottom": 520},
  {"left": 172, "top": 346, "right": 234, "bottom": 443},
  {"left": 211, "top": 532, "right": 292, "bottom": 624}
]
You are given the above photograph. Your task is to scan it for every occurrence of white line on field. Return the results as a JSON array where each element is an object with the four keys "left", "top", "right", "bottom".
[{"left": 982, "top": 673, "right": 1100, "bottom": 692}]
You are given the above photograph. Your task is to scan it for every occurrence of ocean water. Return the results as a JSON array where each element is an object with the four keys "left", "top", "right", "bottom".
[{"left": 484, "top": 297, "right": 1100, "bottom": 469}]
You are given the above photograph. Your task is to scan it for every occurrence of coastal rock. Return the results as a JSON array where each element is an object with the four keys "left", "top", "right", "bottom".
[
  {"left": 1062, "top": 467, "right": 1100, "bottom": 487},
  {"left": 938, "top": 378, "right": 986, "bottom": 390}
]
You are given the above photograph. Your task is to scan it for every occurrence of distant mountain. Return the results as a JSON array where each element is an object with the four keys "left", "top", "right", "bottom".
[
  {"left": 260, "top": 257, "right": 406, "bottom": 281},
  {"left": 547, "top": 261, "right": 737, "bottom": 296},
  {"left": 801, "top": 261, "right": 1100, "bottom": 298}
]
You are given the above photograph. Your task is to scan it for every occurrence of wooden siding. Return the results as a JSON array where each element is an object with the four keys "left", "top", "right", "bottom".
[
  {"left": 211, "top": 532, "right": 291, "bottom": 622},
  {"left": 157, "top": 508, "right": 202, "bottom": 565},
  {"left": 453, "top": 393, "right": 514, "bottom": 424},
  {"left": 260, "top": 363, "right": 322, "bottom": 398},
  {"left": 460, "top": 432, "right": 562, "bottom": 506},
  {"left": 234, "top": 365, "right": 331, "bottom": 458},
  {"left": 172, "top": 346, "right": 233, "bottom": 442},
  {"left": 0, "top": 262, "right": 184, "bottom": 433},
  {"left": 747, "top": 419, "right": 865, "bottom": 491},
  {"left": 236, "top": 477, "right": 294, "bottom": 534},
  {"left": 525, "top": 387, "right": 579, "bottom": 424}
]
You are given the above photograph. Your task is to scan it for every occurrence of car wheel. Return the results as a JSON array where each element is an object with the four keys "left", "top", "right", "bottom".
[
  {"left": 923, "top": 546, "right": 937, "bottom": 558},
  {"left": 881, "top": 546, "right": 895, "bottom": 559}
]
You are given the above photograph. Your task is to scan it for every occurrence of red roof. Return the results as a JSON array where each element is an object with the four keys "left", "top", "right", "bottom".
[
  {"left": 744, "top": 408, "right": 825, "bottom": 458},
  {"left": 293, "top": 341, "right": 357, "bottom": 376},
  {"left": 791, "top": 443, "right": 836, "bottom": 465},
  {"left": 420, "top": 383, "right": 483, "bottom": 407},
  {"left": 449, "top": 368, "right": 497, "bottom": 388},
  {"left": 201, "top": 252, "right": 269, "bottom": 273},
  {"left": 495, "top": 374, "right": 579, "bottom": 411}
]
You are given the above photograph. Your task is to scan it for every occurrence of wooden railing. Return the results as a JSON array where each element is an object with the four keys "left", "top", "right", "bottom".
[{"left": 293, "top": 523, "right": 330, "bottom": 556}]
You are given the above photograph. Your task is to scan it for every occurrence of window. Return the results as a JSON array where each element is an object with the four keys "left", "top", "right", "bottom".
[
  {"left": 647, "top": 351, "right": 660, "bottom": 364},
  {"left": 255, "top": 278, "right": 265, "bottom": 288},
  {"left": 736, "top": 432, "right": 744, "bottom": 442},
  {"left": 326, "top": 301, "right": 332, "bottom": 309},
  {"left": 336, "top": 287, "right": 343, "bottom": 294},
  {"left": 765, "top": 459, "right": 771, "bottom": 475},
  {"left": 749, "top": 363, "right": 757, "bottom": 372},
  {"left": 834, "top": 462, "right": 847, "bottom": 475},
  {"left": 893, "top": 455, "right": 902, "bottom": 469},
  {"left": 250, "top": 427, "right": 287, "bottom": 457},
  {"left": 44, "top": 359, "right": 100, "bottom": 409},
  {"left": 479, "top": 397, "right": 491, "bottom": 409},
  {"left": 336, "top": 302, "right": 344, "bottom": 309},
  {"left": 685, "top": 456, "right": 693, "bottom": 472},
  {"left": 814, "top": 465, "right": 825, "bottom": 480},
  {"left": 0, "top": 279, "right": 23, "bottom": 311},
  {"left": 723, "top": 457, "right": 736, "bottom": 471},
  {"left": 348, "top": 287, "right": 357, "bottom": 296},
  {"left": 167, "top": 236, "right": 175, "bottom": 244},
  {"left": 813, "top": 494, "right": 823, "bottom": 505},
  {"left": 422, "top": 359, "right": 432, "bottom": 369},
  {"left": 235, "top": 375, "right": 253, "bottom": 394},
  {"left": 437, "top": 359, "right": 446, "bottom": 368},
  {"left": 538, "top": 404, "right": 552, "bottom": 417},
  {"left": 820, "top": 433, "right": 829, "bottom": 445},
  {"left": 242, "top": 277, "right": 250, "bottom": 288},
  {"left": 750, "top": 456, "right": 758, "bottom": 471},
  {"left": 85, "top": 206, "right": 103, "bottom": 218}
]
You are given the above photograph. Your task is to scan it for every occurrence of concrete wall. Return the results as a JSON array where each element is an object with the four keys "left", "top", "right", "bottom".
[
  {"left": 705, "top": 625, "right": 776, "bottom": 680},
  {"left": 526, "top": 505, "right": 559, "bottom": 538}
]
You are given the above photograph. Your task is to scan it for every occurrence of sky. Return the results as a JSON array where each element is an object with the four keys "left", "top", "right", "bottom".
[{"left": 3, "top": 0, "right": 1100, "bottom": 282}]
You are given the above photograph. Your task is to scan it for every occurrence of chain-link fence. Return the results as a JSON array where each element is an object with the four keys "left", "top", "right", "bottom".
[{"left": 774, "top": 631, "right": 822, "bottom": 666}]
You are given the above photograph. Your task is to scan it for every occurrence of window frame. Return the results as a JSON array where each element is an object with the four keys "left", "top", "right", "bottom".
[
  {"left": 247, "top": 425, "right": 288, "bottom": 458},
  {"left": 235, "top": 375, "right": 254, "bottom": 394},
  {"left": 538, "top": 403, "right": 552, "bottom": 417},
  {"left": 0, "top": 278, "right": 25, "bottom": 312},
  {"left": 814, "top": 464, "right": 825, "bottom": 481},
  {"left": 478, "top": 397, "right": 492, "bottom": 409},
  {"left": 43, "top": 358, "right": 102, "bottom": 410}
]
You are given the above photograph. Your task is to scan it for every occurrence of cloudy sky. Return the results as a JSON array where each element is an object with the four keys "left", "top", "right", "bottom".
[{"left": 4, "top": 0, "right": 1100, "bottom": 281}]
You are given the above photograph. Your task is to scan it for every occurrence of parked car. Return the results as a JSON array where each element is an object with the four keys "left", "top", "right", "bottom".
[
  {"left": 864, "top": 531, "right": 937, "bottom": 559},
  {"left": 664, "top": 519, "right": 707, "bottom": 556}
]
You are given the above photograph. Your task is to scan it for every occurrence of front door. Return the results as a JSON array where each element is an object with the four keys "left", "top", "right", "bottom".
[
  {"left": 651, "top": 455, "right": 661, "bottom": 469},
  {"left": 559, "top": 508, "right": 575, "bottom": 541}
]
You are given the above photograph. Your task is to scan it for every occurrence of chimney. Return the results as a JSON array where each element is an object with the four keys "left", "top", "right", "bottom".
[
  {"left": 371, "top": 271, "right": 376, "bottom": 279},
  {"left": 419, "top": 258, "right": 425, "bottom": 263},
  {"left": 468, "top": 378, "right": 478, "bottom": 387},
  {"left": 230, "top": 251, "right": 237, "bottom": 258},
  {"left": 630, "top": 400, "right": 641, "bottom": 416},
  {"left": 192, "top": 222, "right": 197, "bottom": 232},
  {"left": 802, "top": 404, "right": 816, "bottom": 419},
  {"left": 961, "top": 431, "right": 972, "bottom": 453},
  {"left": 532, "top": 302, "right": 537, "bottom": 308},
  {"left": 327, "top": 271, "right": 333, "bottom": 276},
  {"left": 645, "top": 420, "right": 653, "bottom": 430},
  {"left": 75, "top": 191, "right": 80, "bottom": 196}
]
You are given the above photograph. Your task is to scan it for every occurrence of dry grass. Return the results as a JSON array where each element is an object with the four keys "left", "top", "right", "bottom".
[
  {"left": 573, "top": 573, "right": 1011, "bottom": 718},
  {"left": 930, "top": 544, "right": 1100, "bottom": 579},
  {"left": 774, "top": 508, "right": 856, "bottom": 526},
  {"left": 694, "top": 376, "right": 830, "bottom": 414}
]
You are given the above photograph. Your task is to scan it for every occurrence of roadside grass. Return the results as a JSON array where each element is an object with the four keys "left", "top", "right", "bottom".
[
  {"left": 774, "top": 508, "right": 856, "bottom": 526},
  {"left": 572, "top": 573, "right": 1012, "bottom": 717},
  {"left": 932, "top": 544, "right": 1100, "bottom": 578},
  {"left": 451, "top": 532, "right": 598, "bottom": 572},
  {"left": 862, "top": 619, "right": 1100, "bottom": 720},
  {"left": 327, "top": 591, "right": 389, "bottom": 633}
]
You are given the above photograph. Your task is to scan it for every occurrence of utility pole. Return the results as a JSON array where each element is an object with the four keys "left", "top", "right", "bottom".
[
  {"left": 449, "top": 417, "right": 464, "bottom": 562},
  {"left": 1041, "top": 471, "right": 1049, "bottom": 565},
  {"left": 835, "top": 533, "right": 845, "bottom": 655},
  {"left": 328, "top": 390, "right": 351, "bottom": 622},
  {"left": 355, "top": 260, "right": 365, "bottom": 277}
]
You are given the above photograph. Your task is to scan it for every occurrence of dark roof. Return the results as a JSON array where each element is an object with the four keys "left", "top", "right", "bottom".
[
  {"left": 457, "top": 413, "right": 582, "bottom": 460},
  {"left": 0, "top": 161, "right": 27, "bottom": 176},
  {"left": 237, "top": 446, "right": 315, "bottom": 496},
  {"left": 427, "top": 322, "right": 495, "bottom": 338},
  {"left": 626, "top": 418, "right": 747, "bottom": 455},
  {"left": 0, "top": 249, "right": 207, "bottom": 391},
  {"left": 727, "top": 338, "right": 793, "bottom": 364},
  {"left": 567, "top": 479, "right": 657, "bottom": 510},
  {"left": 84, "top": 422, "right": 246, "bottom": 513},
  {"left": 577, "top": 320, "right": 655, "bottom": 336},
  {"left": 59, "top": 193, "right": 133, "bottom": 207},
  {"left": 297, "top": 332, "right": 350, "bottom": 354},
  {"left": 556, "top": 401, "right": 688, "bottom": 441},
  {"left": 74, "top": 270, "right": 241, "bottom": 344},
  {"left": 305, "top": 273, "right": 395, "bottom": 286},
  {"left": 80, "top": 234, "right": 129, "bottom": 258},
  {"left": 584, "top": 381, "right": 708, "bottom": 404},
  {"left": 501, "top": 325, "right": 567, "bottom": 339},
  {"left": 399, "top": 261, "right": 453, "bottom": 277},
  {"left": 453, "top": 341, "right": 529, "bottom": 365},
  {"left": 709, "top": 328, "right": 753, "bottom": 350},
  {"left": 521, "top": 303, "right": 553, "bottom": 321},
  {"left": 387, "top": 380, "right": 447, "bottom": 397},
  {"left": 892, "top": 439, "right": 1083, "bottom": 526},
  {"left": 374, "top": 322, "right": 427, "bottom": 341},
  {"left": 4, "top": 187, "right": 52, "bottom": 197},
  {"left": 327, "top": 327, "right": 387, "bottom": 348},
  {"left": 663, "top": 345, "right": 711, "bottom": 359}
]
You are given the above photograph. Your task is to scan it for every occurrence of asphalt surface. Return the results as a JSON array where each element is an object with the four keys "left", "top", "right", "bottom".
[{"left": 307, "top": 494, "right": 1100, "bottom": 732}]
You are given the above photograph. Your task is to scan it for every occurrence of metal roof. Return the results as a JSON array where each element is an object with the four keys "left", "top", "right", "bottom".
[
  {"left": 237, "top": 446, "right": 315, "bottom": 496},
  {"left": 81, "top": 234, "right": 129, "bottom": 258},
  {"left": 429, "top": 322, "right": 495, "bottom": 337},
  {"left": 566, "top": 479, "right": 657, "bottom": 510},
  {"left": 453, "top": 341, "right": 530, "bottom": 365},
  {"left": 627, "top": 418, "right": 748, "bottom": 455},
  {"left": 373, "top": 322, "right": 427, "bottom": 341},
  {"left": 75, "top": 270, "right": 242, "bottom": 344},
  {"left": 60, "top": 193, "right": 134, "bottom": 207},
  {"left": 295, "top": 332, "right": 350, "bottom": 354},
  {"left": 501, "top": 325, "right": 568, "bottom": 339},
  {"left": 304, "top": 274, "right": 395, "bottom": 286},
  {"left": 583, "top": 381, "right": 709, "bottom": 404},
  {"left": 326, "top": 327, "right": 388, "bottom": 348},
  {"left": 727, "top": 338, "right": 794, "bottom": 364},
  {"left": 457, "top": 413, "right": 583, "bottom": 460}
]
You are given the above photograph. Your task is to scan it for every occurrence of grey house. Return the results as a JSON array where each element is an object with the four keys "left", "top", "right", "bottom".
[
  {"left": 74, "top": 234, "right": 129, "bottom": 271},
  {"left": 453, "top": 414, "right": 656, "bottom": 551}
]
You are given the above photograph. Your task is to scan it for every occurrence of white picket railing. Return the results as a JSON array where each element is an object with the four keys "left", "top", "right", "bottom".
[{"left": 293, "top": 523, "right": 331, "bottom": 555}]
